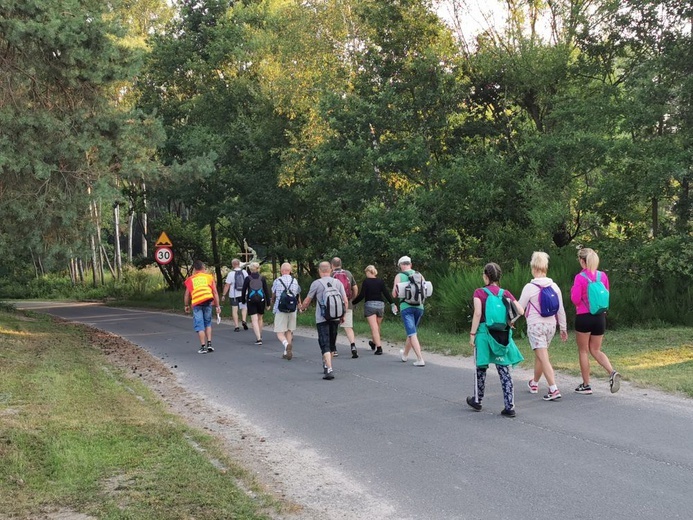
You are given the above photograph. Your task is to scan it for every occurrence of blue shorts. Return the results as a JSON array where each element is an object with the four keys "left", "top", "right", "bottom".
[
  {"left": 192, "top": 302, "right": 213, "bottom": 332},
  {"left": 401, "top": 306, "right": 423, "bottom": 337}
]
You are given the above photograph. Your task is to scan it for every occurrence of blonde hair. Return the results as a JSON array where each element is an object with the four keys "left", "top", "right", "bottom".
[
  {"left": 578, "top": 248, "right": 599, "bottom": 271},
  {"left": 530, "top": 251, "right": 549, "bottom": 274},
  {"left": 365, "top": 265, "right": 378, "bottom": 276},
  {"left": 248, "top": 261, "right": 260, "bottom": 273}
]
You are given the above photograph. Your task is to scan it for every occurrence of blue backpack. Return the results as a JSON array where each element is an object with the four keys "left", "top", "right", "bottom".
[
  {"left": 581, "top": 271, "right": 609, "bottom": 315},
  {"left": 483, "top": 288, "right": 508, "bottom": 331},
  {"left": 531, "top": 283, "right": 560, "bottom": 317}
]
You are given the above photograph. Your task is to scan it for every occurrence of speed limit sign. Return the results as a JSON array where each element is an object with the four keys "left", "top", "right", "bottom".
[{"left": 155, "top": 247, "right": 173, "bottom": 265}]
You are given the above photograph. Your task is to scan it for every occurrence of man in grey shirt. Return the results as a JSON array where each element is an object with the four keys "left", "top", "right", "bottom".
[{"left": 300, "top": 261, "right": 348, "bottom": 380}]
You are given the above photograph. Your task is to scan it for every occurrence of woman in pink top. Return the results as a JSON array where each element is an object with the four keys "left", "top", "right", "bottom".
[
  {"left": 570, "top": 248, "right": 621, "bottom": 394},
  {"left": 518, "top": 252, "right": 568, "bottom": 401}
]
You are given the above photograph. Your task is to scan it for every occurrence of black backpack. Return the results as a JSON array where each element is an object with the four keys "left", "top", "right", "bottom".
[
  {"left": 277, "top": 278, "right": 298, "bottom": 313},
  {"left": 248, "top": 276, "right": 265, "bottom": 303}
]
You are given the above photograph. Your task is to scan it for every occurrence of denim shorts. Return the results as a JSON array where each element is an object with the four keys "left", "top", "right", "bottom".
[
  {"left": 364, "top": 301, "right": 385, "bottom": 318},
  {"left": 401, "top": 306, "right": 424, "bottom": 337},
  {"left": 192, "top": 302, "right": 213, "bottom": 332}
]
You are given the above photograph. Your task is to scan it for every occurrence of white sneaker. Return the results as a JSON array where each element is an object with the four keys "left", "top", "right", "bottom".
[
  {"left": 413, "top": 360, "right": 425, "bottom": 367},
  {"left": 400, "top": 349, "right": 407, "bottom": 362}
]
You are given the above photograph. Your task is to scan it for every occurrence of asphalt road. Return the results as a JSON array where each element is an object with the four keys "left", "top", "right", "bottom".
[{"left": 16, "top": 302, "right": 693, "bottom": 520}]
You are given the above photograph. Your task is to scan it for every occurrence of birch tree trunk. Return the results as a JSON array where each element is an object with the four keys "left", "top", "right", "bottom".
[{"left": 113, "top": 201, "right": 122, "bottom": 278}]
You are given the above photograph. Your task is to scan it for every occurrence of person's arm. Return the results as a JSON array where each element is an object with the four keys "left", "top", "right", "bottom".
[
  {"left": 222, "top": 283, "right": 230, "bottom": 300},
  {"left": 555, "top": 285, "right": 568, "bottom": 340},
  {"left": 241, "top": 277, "right": 249, "bottom": 304},
  {"left": 392, "top": 275, "right": 400, "bottom": 299},
  {"left": 570, "top": 274, "right": 583, "bottom": 307},
  {"left": 507, "top": 291, "right": 524, "bottom": 316},
  {"left": 270, "top": 280, "right": 277, "bottom": 307},
  {"left": 184, "top": 288, "right": 191, "bottom": 313},
  {"left": 211, "top": 282, "right": 221, "bottom": 311},
  {"left": 352, "top": 279, "right": 365, "bottom": 305},
  {"left": 381, "top": 280, "right": 395, "bottom": 305},
  {"left": 469, "top": 296, "right": 482, "bottom": 347},
  {"left": 263, "top": 278, "right": 271, "bottom": 308},
  {"left": 350, "top": 273, "right": 359, "bottom": 301}
]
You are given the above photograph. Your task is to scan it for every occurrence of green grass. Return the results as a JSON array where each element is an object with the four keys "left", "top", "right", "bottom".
[{"left": 0, "top": 309, "right": 277, "bottom": 519}]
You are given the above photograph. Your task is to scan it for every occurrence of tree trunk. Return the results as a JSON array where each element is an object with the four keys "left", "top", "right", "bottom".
[
  {"left": 90, "top": 234, "right": 98, "bottom": 287},
  {"left": 128, "top": 206, "right": 134, "bottom": 263},
  {"left": 652, "top": 197, "right": 659, "bottom": 238},
  {"left": 114, "top": 201, "right": 122, "bottom": 278},
  {"left": 69, "top": 258, "right": 76, "bottom": 285},
  {"left": 77, "top": 258, "right": 85, "bottom": 284},
  {"left": 101, "top": 244, "right": 116, "bottom": 278},
  {"left": 141, "top": 181, "right": 148, "bottom": 259},
  {"left": 210, "top": 219, "right": 223, "bottom": 292}
]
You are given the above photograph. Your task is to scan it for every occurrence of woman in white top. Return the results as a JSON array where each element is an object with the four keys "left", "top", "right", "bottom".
[{"left": 518, "top": 252, "right": 568, "bottom": 401}]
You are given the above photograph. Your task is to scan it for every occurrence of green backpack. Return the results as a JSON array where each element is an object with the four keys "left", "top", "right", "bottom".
[
  {"left": 483, "top": 288, "right": 508, "bottom": 331},
  {"left": 581, "top": 271, "right": 609, "bottom": 315}
]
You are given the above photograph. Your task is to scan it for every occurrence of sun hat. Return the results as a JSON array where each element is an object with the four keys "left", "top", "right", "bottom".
[{"left": 397, "top": 256, "right": 412, "bottom": 265}]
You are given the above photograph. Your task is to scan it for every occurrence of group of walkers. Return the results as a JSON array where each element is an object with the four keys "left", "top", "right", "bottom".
[{"left": 183, "top": 247, "right": 621, "bottom": 415}]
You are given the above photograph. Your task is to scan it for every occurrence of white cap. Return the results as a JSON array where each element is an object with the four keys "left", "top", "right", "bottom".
[{"left": 398, "top": 256, "right": 412, "bottom": 265}]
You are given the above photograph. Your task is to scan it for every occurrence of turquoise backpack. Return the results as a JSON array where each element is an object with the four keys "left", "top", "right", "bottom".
[
  {"left": 581, "top": 271, "right": 609, "bottom": 315},
  {"left": 483, "top": 288, "right": 508, "bottom": 331}
]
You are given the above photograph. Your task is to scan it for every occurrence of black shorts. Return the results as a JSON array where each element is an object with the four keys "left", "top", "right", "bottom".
[
  {"left": 575, "top": 313, "right": 607, "bottom": 336},
  {"left": 246, "top": 301, "right": 266, "bottom": 316}
]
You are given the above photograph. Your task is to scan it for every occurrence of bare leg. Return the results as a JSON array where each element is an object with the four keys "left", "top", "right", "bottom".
[
  {"left": 533, "top": 351, "right": 544, "bottom": 384},
  {"left": 588, "top": 335, "right": 614, "bottom": 375},
  {"left": 409, "top": 334, "right": 424, "bottom": 362},
  {"left": 366, "top": 315, "right": 380, "bottom": 346},
  {"left": 241, "top": 307, "right": 248, "bottom": 326},
  {"left": 344, "top": 327, "right": 355, "bottom": 344},
  {"left": 231, "top": 306, "right": 239, "bottom": 328},
  {"left": 323, "top": 351, "right": 333, "bottom": 370},
  {"left": 197, "top": 330, "right": 206, "bottom": 345},
  {"left": 534, "top": 348, "right": 556, "bottom": 387},
  {"left": 251, "top": 314, "right": 261, "bottom": 341},
  {"left": 576, "top": 332, "right": 592, "bottom": 384}
]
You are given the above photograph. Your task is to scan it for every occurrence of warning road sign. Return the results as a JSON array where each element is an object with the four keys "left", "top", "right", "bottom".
[{"left": 155, "top": 232, "right": 172, "bottom": 247}]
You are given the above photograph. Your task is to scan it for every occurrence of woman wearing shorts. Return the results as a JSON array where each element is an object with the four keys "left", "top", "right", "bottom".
[
  {"left": 352, "top": 265, "right": 396, "bottom": 355},
  {"left": 518, "top": 252, "right": 567, "bottom": 401},
  {"left": 571, "top": 248, "right": 621, "bottom": 394}
]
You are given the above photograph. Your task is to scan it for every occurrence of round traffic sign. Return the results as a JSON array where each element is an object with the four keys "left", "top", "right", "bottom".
[{"left": 155, "top": 247, "right": 173, "bottom": 265}]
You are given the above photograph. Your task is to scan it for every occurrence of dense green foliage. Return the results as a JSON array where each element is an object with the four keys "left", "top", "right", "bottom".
[{"left": 0, "top": 0, "right": 691, "bottom": 323}]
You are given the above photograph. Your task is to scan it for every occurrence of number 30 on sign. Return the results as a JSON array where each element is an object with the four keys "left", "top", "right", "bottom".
[{"left": 155, "top": 247, "right": 173, "bottom": 265}]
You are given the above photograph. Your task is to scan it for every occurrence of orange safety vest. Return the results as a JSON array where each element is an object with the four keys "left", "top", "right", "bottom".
[{"left": 185, "top": 272, "right": 215, "bottom": 306}]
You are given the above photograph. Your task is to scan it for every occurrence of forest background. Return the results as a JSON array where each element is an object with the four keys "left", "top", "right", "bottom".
[{"left": 0, "top": 0, "right": 691, "bottom": 329}]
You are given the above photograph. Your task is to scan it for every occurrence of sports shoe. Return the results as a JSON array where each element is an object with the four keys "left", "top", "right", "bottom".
[
  {"left": 466, "top": 396, "right": 482, "bottom": 411},
  {"left": 282, "top": 351, "right": 288, "bottom": 359},
  {"left": 254, "top": 339, "right": 262, "bottom": 345},
  {"left": 527, "top": 379, "right": 538, "bottom": 394},
  {"left": 286, "top": 343, "right": 293, "bottom": 361},
  {"left": 368, "top": 340, "right": 376, "bottom": 351},
  {"left": 575, "top": 383, "right": 593, "bottom": 395},
  {"left": 400, "top": 349, "right": 408, "bottom": 362},
  {"left": 197, "top": 346, "right": 208, "bottom": 354},
  {"left": 242, "top": 321, "right": 248, "bottom": 330},
  {"left": 331, "top": 349, "right": 338, "bottom": 357},
  {"left": 543, "top": 389, "right": 562, "bottom": 401},
  {"left": 206, "top": 344, "right": 214, "bottom": 353},
  {"left": 234, "top": 327, "right": 240, "bottom": 332},
  {"left": 374, "top": 346, "right": 383, "bottom": 355},
  {"left": 413, "top": 360, "right": 425, "bottom": 367},
  {"left": 501, "top": 408, "right": 516, "bottom": 418},
  {"left": 609, "top": 371, "right": 621, "bottom": 393},
  {"left": 351, "top": 346, "right": 358, "bottom": 359},
  {"left": 323, "top": 369, "right": 334, "bottom": 380}
]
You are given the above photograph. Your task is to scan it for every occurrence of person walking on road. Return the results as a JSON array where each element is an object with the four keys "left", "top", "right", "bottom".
[
  {"left": 392, "top": 256, "right": 427, "bottom": 367},
  {"left": 331, "top": 257, "right": 359, "bottom": 359},
  {"left": 518, "top": 252, "right": 568, "bottom": 401},
  {"left": 466, "top": 262, "right": 524, "bottom": 417},
  {"left": 571, "top": 248, "right": 621, "bottom": 394},
  {"left": 222, "top": 258, "right": 248, "bottom": 332},
  {"left": 270, "top": 262, "right": 302, "bottom": 360},
  {"left": 241, "top": 262, "right": 271, "bottom": 345},
  {"left": 184, "top": 260, "right": 221, "bottom": 354},
  {"left": 352, "top": 265, "right": 396, "bottom": 355},
  {"left": 299, "top": 261, "right": 348, "bottom": 380}
]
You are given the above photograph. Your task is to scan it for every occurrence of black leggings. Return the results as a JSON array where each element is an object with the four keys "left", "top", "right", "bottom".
[{"left": 473, "top": 365, "right": 514, "bottom": 410}]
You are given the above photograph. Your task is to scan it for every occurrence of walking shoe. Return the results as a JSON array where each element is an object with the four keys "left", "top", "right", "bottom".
[
  {"left": 374, "top": 346, "right": 383, "bottom": 355},
  {"left": 575, "top": 383, "right": 593, "bottom": 395},
  {"left": 351, "top": 346, "right": 358, "bottom": 359},
  {"left": 609, "top": 371, "right": 621, "bottom": 393},
  {"left": 400, "top": 349, "right": 408, "bottom": 362},
  {"left": 466, "top": 396, "right": 482, "bottom": 411},
  {"left": 254, "top": 339, "right": 262, "bottom": 345},
  {"left": 368, "top": 340, "right": 376, "bottom": 351},
  {"left": 206, "top": 344, "right": 214, "bottom": 353},
  {"left": 527, "top": 379, "right": 538, "bottom": 394},
  {"left": 413, "top": 360, "right": 425, "bottom": 367},
  {"left": 331, "top": 349, "right": 338, "bottom": 357},
  {"left": 197, "top": 346, "right": 209, "bottom": 354},
  {"left": 286, "top": 343, "right": 293, "bottom": 360},
  {"left": 234, "top": 327, "right": 240, "bottom": 332},
  {"left": 242, "top": 321, "right": 248, "bottom": 330},
  {"left": 543, "top": 389, "right": 562, "bottom": 401},
  {"left": 282, "top": 351, "right": 288, "bottom": 359},
  {"left": 323, "top": 369, "right": 334, "bottom": 380},
  {"left": 501, "top": 408, "right": 516, "bottom": 418}
]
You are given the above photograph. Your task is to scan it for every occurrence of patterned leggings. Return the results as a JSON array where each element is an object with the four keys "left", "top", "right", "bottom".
[{"left": 474, "top": 365, "right": 514, "bottom": 410}]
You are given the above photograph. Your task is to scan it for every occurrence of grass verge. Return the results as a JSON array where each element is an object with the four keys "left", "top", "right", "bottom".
[{"left": 0, "top": 308, "right": 277, "bottom": 519}]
